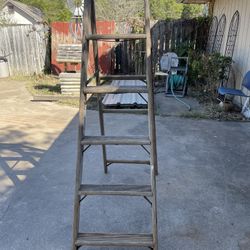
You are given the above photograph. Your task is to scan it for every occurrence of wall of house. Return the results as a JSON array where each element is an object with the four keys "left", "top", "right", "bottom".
[
  {"left": 1, "top": 6, "right": 34, "bottom": 25},
  {"left": 213, "top": 0, "right": 250, "bottom": 97}
]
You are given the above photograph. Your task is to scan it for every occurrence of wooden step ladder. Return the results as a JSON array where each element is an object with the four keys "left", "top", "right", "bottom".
[{"left": 72, "top": 0, "right": 158, "bottom": 249}]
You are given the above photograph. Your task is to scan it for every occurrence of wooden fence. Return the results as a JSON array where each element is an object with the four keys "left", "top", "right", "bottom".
[
  {"left": 51, "top": 21, "right": 115, "bottom": 75},
  {"left": 0, "top": 19, "right": 209, "bottom": 76},
  {"left": 114, "top": 19, "right": 209, "bottom": 74},
  {"left": 0, "top": 24, "right": 49, "bottom": 75}
]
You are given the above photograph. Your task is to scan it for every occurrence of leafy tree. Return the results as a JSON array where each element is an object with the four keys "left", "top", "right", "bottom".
[
  {"left": 74, "top": 0, "right": 83, "bottom": 7},
  {"left": 95, "top": 0, "right": 205, "bottom": 21},
  {"left": 18, "top": 0, "right": 72, "bottom": 22},
  {"left": 95, "top": 0, "right": 143, "bottom": 22},
  {"left": 13, "top": 0, "right": 205, "bottom": 23},
  {"left": 182, "top": 4, "right": 204, "bottom": 19},
  {"left": 150, "top": 0, "right": 183, "bottom": 20}
]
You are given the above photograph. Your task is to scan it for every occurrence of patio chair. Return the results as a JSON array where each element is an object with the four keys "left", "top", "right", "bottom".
[{"left": 218, "top": 71, "right": 250, "bottom": 111}]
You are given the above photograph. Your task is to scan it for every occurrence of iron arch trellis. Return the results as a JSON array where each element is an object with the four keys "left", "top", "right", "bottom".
[
  {"left": 225, "top": 10, "right": 240, "bottom": 58},
  {"left": 213, "top": 14, "right": 226, "bottom": 53},
  {"left": 223, "top": 10, "right": 240, "bottom": 86},
  {"left": 206, "top": 16, "right": 218, "bottom": 54}
]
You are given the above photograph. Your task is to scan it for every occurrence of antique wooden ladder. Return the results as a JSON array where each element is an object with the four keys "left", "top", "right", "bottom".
[{"left": 72, "top": 0, "right": 158, "bottom": 249}]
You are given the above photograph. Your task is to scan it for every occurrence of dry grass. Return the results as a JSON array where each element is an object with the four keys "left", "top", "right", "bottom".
[
  {"left": 23, "top": 74, "right": 81, "bottom": 108},
  {"left": 23, "top": 74, "right": 61, "bottom": 96},
  {"left": 182, "top": 86, "right": 246, "bottom": 121},
  {"left": 180, "top": 103, "right": 245, "bottom": 121}
]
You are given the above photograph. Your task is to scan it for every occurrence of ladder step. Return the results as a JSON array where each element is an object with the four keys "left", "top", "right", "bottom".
[
  {"left": 81, "top": 136, "right": 150, "bottom": 145},
  {"left": 107, "top": 159, "right": 150, "bottom": 165},
  {"left": 79, "top": 184, "right": 152, "bottom": 196},
  {"left": 76, "top": 233, "right": 153, "bottom": 247},
  {"left": 83, "top": 85, "right": 148, "bottom": 94},
  {"left": 100, "top": 75, "right": 147, "bottom": 81},
  {"left": 86, "top": 34, "right": 147, "bottom": 40},
  {"left": 102, "top": 108, "right": 148, "bottom": 114}
]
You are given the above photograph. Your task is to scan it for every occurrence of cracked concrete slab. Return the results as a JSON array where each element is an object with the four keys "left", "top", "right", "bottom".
[{"left": 0, "top": 79, "right": 250, "bottom": 250}]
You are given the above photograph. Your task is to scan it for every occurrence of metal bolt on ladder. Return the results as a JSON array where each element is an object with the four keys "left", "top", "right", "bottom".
[{"left": 72, "top": 0, "right": 158, "bottom": 249}]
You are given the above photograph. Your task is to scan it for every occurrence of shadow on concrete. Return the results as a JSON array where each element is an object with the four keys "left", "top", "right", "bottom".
[
  {"left": 0, "top": 114, "right": 78, "bottom": 249},
  {"left": 1, "top": 110, "right": 250, "bottom": 250},
  {"left": 0, "top": 143, "right": 44, "bottom": 188}
]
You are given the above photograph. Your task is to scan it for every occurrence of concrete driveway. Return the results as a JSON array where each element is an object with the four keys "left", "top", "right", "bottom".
[{"left": 0, "top": 79, "right": 250, "bottom": 250}]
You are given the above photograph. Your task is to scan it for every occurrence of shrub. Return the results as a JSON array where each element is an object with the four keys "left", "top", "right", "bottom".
[{"left": 188, "top": 51, "right": 232, "bottom": 99}]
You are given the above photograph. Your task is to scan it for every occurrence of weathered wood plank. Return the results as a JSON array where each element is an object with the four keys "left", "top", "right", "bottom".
[
  {"left": 81, "top": 135, "right": 150, "bottom": 145},
  {"left": 87, "top": 34, "right": 147, "bottom": 40},
  {"left": 83, "top": 85, "right": 148, "bottom": 94},
  {"left": 76, "top": 233, "right": 153, "bottom": 247},
  {"left": 106, "top": 159, "right": 150, "bottom": 165},
  {"left": 71, "top": 0, "right": 91, "bottom": 248},
  {"left": 56, "top": 44, "right": 82, "bottom": 63},
  {"left": 144, "top": 1, "right": 159, "bottom": 250},
  {"left": 100, "top": 75, "right": 146, "bottom": 80},
  {"left": 102, "top": 108, "right": 148, "bottom": 114},
  {"left": 0, "top": 24, "right": 47, "bottom": 75}
]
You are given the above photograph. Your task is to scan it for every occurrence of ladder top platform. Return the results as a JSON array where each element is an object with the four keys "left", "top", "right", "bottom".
[
  {"left": 86, "top": 34, "right": 147, "bottom": 40},
  {"left": 83, "top": 85, "right": 148, "bottom": 94},
  {"left": 100, "top": 75, "right": 147, "bottom": 81}
]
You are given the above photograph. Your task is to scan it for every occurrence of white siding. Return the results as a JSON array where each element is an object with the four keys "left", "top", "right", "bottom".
[
  {"left": 213, "top": 0, "right": 250, "bottom": 98},
  {"left": 1, "top": 6, "right": 33, "bottom": 25}
]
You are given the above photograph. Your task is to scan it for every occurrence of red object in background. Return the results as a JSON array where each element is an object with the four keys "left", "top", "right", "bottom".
[{"left": 51, "top": 21, "right": 115, "bottom": 75}]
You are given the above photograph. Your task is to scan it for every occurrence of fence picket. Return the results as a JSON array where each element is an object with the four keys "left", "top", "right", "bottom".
[
  {"left": 0, "top": 24, "right": 48, "bottom": 75},
  {"left": 114, "top": 19, "right": 209, "bottom": 75}
]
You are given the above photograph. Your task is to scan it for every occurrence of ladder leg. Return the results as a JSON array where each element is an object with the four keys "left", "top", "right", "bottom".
[
  {"left": 90, "top": 0, "right": 108, "bottom": 174},
  {"left": 99, "top": 108, "right": 108, "bottom": 173},
  {"left": 151, "top": 110, "right": 158, "bottom": 176},
  {"left": 151, "top": 165, "right": 158, "bottom": 250},
  {"left": 72, "top": 1, "right": 91, "bottom": 249},
  {"left": 144, "top": 0, "right": 158, "bottom": 248},
  {"left": 71, "top": 94, "right": 87, "bottom": 250}
]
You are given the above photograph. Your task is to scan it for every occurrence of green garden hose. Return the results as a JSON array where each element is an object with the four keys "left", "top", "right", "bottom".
[{"left": 168, "top": 74, "right": 191, "bottom": 111}]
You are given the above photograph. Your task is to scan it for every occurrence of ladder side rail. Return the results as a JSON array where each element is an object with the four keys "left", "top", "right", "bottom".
[
  {"left": 144, "top": 1, "right": 158, "bottom": 176},
  {"left": 90, "top": 0, "right": 108, "bottom": 173},
  {"left": 144, "top": 0, "right": 158, "bottom": 249},
  {"left": 72, "top": 0, "right": 91, "bottom": 249}
]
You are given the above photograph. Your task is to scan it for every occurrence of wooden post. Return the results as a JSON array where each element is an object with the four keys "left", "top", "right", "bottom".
[
  {"left": 144, "top": 0, "right": 158, "bottom": 249},
  {"left": 71, "top": 0, "right": 91, "bottom": 249}
]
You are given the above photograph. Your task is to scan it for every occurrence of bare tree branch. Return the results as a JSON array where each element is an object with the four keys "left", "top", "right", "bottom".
[{"left": 95, "top": 0, "right": 143, "bottom": 22}]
